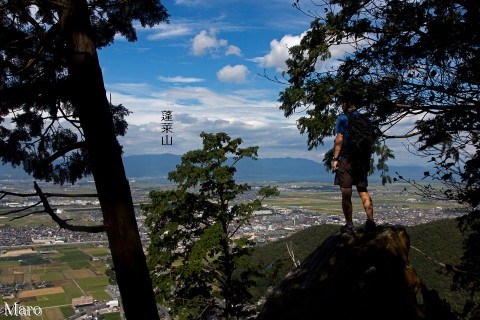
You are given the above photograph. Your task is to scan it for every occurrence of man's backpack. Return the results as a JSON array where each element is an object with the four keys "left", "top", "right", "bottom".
[{"left": 344, "top": 112, "right": 376, "bottom": 167}]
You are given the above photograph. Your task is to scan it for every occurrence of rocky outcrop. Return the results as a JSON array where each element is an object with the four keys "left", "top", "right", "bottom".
[{"left": 257, "top": 225, "right": 453, "bottom": 320}]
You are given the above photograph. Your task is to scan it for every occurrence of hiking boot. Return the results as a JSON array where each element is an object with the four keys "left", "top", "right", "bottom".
[
  {"left": 365, "top": 219, "right": 376, "bottom": 232},
  {"left": 340, "top": 223, "right": 355, "bottom": 235}
]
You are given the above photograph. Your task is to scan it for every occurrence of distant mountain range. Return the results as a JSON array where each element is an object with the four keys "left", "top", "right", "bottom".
[
  {"left": 0, "top": 153, "right": 432, "bottom": 183},
  {"left": 122, "top": 154, "right": 332, "bottom": 182}
]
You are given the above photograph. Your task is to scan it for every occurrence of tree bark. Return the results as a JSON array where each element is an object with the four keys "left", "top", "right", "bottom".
[{"left": 60, "top": 0, "right": 159, "bottom": 318}]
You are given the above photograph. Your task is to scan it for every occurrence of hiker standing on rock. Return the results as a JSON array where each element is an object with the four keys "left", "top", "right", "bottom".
[{"left": 332, "top": 96, "right": 376, "bottom": 234}]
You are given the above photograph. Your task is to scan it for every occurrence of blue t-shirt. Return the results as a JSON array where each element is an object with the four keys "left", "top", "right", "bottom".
[{"left": 334, "top": 111, "right": 360, "bottom": 159}]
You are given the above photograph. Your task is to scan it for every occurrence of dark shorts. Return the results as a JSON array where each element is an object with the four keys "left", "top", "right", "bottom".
[{"left": 334, "top": 158, "right": 368, "bottom": 188}]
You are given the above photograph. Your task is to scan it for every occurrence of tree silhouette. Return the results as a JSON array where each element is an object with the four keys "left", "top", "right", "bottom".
[
  {"left": 1, "top": 1, "right": 169, "bottom": 318},
  {"left": 280, "top": 1, "right": 479, "bottom": 317}
]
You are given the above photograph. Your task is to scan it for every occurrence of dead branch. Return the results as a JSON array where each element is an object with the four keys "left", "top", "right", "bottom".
[
  {"left": 1, "top": 182, "right": 106, "bottom": 232},
  {"left": 32, "top": 181, "right": 106, "bottom": 233},
  {"left": 286, "top": 242, "right": 300, "bottom": 268}
]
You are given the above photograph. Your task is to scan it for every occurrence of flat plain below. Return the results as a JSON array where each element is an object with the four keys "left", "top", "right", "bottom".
[{"left": 0, "top": 246, "right": 119, "bottom": 320}]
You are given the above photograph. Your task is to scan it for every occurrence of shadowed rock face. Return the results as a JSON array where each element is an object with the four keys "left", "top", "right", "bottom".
[{"left": 257, "top": 226, "right": 452, "bottom": 320}]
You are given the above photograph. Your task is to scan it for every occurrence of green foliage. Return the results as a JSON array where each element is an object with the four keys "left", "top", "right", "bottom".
[
  {"left": 249, "top": 224, "right": 339, "bottom": 302},
  {"left": 142, "top": 132, "right": 279, "bottom": 319},
  {"left": 451, "top": 211, "right": 480, "bottom": 319},
  {"left": 105, "top": 267, "right": 117, "bottom": 285},
  {"left": 283, "top": 0, "right": 479, "bottom": 206},
  {"left": 284, "top": 2, "right": 480, "bottom": 314},
  {"left": 406, "top": 220, "right": 465, "bottom": 313},
  {"left": 0, "top": 0, "right": 169, "bottom": 184}
]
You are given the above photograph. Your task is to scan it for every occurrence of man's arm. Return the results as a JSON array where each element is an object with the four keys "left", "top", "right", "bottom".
[{"left": 332, "top": 133, "right": 343, "bottom": 170}]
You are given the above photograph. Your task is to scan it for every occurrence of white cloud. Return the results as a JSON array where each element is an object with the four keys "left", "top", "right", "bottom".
[
  {"left": 251, "top": 31, "right": 369, "bottom": 73},
  {"left": 175, "top": 0, "right": 202, "bottom": 5},
  {"left": 119, "top": 117, "right": 309, "bottom": 161},
  {"left": 147, "top": 24, "right": 191, "bottom": 40},
  {"left": 192, "top": 29, "right": 226, "bottom": 56},
  {"left": 226, "top": 45, "right": 242, "bottom": 56},
  {"left": 158, "top": 76, "right": 204, "bottom": 83},
  {"left": 28, "top": 5, "right": 39, "bottom": 17},
  {"left": 107, "top": 83, "right": 157, "bottom": 98},
  {"left": 108, "top": 85, "right": 287, "bottom": 129},
  {"left": 217, "top": 65, "right": 249, "bottom": 84},
  {"left": 105, "top": 83, "right": 313, "bottom": 160},
  {"left": 251, "top": 33, "right": 305, "bottom": 72},
  {"left": 107, "top": 82, "right": 424, "bottom": 165},
  {"left": 192, "top": 29, "right": 240, "bottom": 57}
]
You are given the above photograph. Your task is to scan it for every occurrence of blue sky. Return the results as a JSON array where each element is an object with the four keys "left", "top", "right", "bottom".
[{"left": 98, "top": 0, "right": 420, "bottom": 166}]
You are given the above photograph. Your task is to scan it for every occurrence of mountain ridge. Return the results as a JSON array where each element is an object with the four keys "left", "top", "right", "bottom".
[{"left": 0, "top": 153, "right": 432, "bottom": 183}]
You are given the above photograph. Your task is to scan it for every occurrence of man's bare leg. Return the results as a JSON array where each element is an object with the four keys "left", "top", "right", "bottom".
[
  {"left": 340, "top": 187, "right": 353, "bottom": 224},
  {"left": 356, "top": 186, "right": 373, "bottom": 220},
  {"left": 357, "top": 186, "right": 376, "bottom": 231}
]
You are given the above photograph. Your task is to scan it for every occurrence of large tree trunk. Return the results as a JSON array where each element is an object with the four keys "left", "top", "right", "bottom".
[{"left": 60, "top": 1, "right": 159, "bottom": 319}]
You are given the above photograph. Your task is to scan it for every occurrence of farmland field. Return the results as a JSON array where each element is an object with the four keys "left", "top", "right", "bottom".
[
  {"left": 262, "top": 182, "right": 465, "bottom": 213},
  {"left": 80, "top": 246, "right": 110, "bottom": 257},
  {"left": 18, "top": 287, "right": 65, "bottom": 298},
  {"left": 56, "top": 248, "right": 91, "bottom": 269},
  {"left": 0, "top": 246, "right": 120, "bottom": 320}
]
